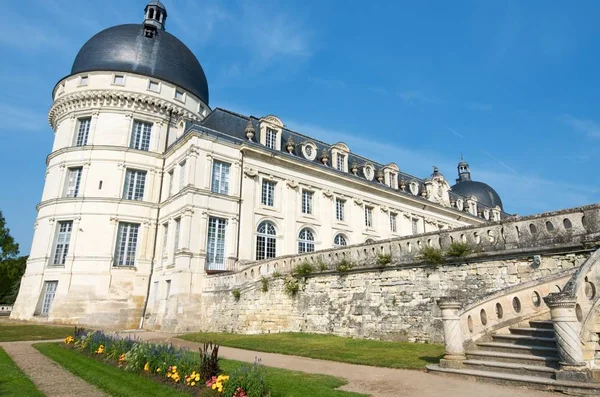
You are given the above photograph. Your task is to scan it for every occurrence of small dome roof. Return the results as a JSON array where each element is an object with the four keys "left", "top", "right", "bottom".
[
  {"left": 451, "top": 157, "right": 504, "bottom": 210},
  {"left": 70, "top": 23, "right": 209, "bottom": 105},
  {"left": 451, "top": 180, "right": 504, "bottom": 209}
]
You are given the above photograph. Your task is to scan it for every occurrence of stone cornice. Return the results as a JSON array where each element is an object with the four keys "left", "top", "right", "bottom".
[
  {"left": 46, "top": 145, "right": 163, "bottom": 165},
  {"left": 48, "top": 89, "right": 200, "bottom": 129},
  {"left": 36, "top": 197, "right": 160, "bottom": 212}
]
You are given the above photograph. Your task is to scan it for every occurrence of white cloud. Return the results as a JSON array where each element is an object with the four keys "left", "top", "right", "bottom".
[
  {"left": 0, "top": 103, "right": 47, "bottom": 132},
  {"left": 558, "top": 114, "right": 600, "bottom": 138},
  {"left": 0, "top": 11, "right": 70, "bottom": 51},
  {"left": 285, "top": 119, "right": 599, "bottom": 215}
]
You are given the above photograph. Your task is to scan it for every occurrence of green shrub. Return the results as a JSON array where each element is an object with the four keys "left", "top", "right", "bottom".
[
  {"left": 335, "top": 259, "right": 355, "bottom": 272},
  {"left": 445, "top": 242, "right": 472, "bottom": 258},
  {"left": 377, "top": 253, "right": 392, "bottom": 266},
  {"left": 232, "top": 289, "right": 241, "bottom": 300},
  {"left": 293, "top": 261, "right": 314, "bottom": 277},
  {"left": 283, "top": 277, "right": 299, "bottom": 296},
  {"left": 222, "top": 359, "right": 267, "bottom": 397},
  {"left": 260, "top": 277, "right": 269, "bottom": 293},
  {"left": 271, "top": 270, "right": 282, "bottom": 278},
  {"left": 417, "top": 246, "right": 445, "bottom": 265},
  {"left": 317, "top": 260, "right": 329, "bottom": 272}
]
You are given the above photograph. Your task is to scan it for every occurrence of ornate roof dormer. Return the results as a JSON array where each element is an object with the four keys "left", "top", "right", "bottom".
[{"left": 144, "top": 1, "right": 167, "bottom": 35}]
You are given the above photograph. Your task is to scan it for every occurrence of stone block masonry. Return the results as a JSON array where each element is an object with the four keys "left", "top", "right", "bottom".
[{"left": 152, "top": 204, "right": 600, "bottom": 343}]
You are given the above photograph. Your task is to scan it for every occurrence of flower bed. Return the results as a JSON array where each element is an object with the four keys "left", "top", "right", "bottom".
[{"left": 63, "top": 328, "right": 267, "bottom": 397}]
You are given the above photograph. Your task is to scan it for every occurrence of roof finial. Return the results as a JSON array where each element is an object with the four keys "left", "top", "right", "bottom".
[{"left": 144, "top": 1, "right": 167, "bottom": 35}]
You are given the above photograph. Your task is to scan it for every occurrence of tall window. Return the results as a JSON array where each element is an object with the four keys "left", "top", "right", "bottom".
[
  {"left": 130, "top": 120, "right": 152, "bottom": 151},
  {"left": 173, "top": 218, "right": 181, "bottom": 253},
  {"left": 123, "top": 169, "right": 146, "bottom": 200},
  {"left": 261, "top": 180, "right": 275, "bottom": 206},
  {"left": 412, "top": 218, "right": 419, "bottom": 234},
  {"left": 179, "top": 161, "right": 186, "bottom": 189},
  {"left": 52, "top": 221, "right": 72, "bottom": 265},
  {"left": 365, "top": 206, "right": 373, "bottom": 227},
  {"left": 64, "top": 167, "right": 82, "bottom": 198},
  {"left": 211, "top": 161, "right": 230, "bottom": 194},
  {"left": 40, "top": 281, "right": 58, "bottom": 316},
  {"left": 256, "top": 221, "right": 276, "bottom": 260},
  {"left": 265, "top": 128, "right": 277, "bottom": 149},
  {"left": 335, "top": 198, "right": 345, "bottom": 221},
  {"left": 161, "top": 223, "right": 169, "bottom": 258},
  {"left": 297, "top": 228, "right": 315, "bottom": 253},
  {"left": 390, "top": 213, "right": 398, "bottom": 232},
  {"left": 336, "top": 154, "right": 345, "bottom": 171},
  {"left": 75, "top": 118, "right": 91, "bottom": 146},
  {"left": 114, "top": 222, "right": 139, "bottom": 266},
  {"left": 301, "top": 190, "right": 313, "bottom": 214},
  {"left": 167, "top": 169, "right": 174, "bottom": 196},
  {"left": 333, "top": 234, "right": 347, "bottom": 247},
  {"left": 206, "top": 217, "right": 227, "bottom": 270}
]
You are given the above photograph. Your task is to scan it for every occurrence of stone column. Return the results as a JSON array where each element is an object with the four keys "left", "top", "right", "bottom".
[
  {"left": 543, "top": 292, "right": 590, "bottom": 381},
  {"left": 438, "top": 298, "right": 465, "bottom": 368}
]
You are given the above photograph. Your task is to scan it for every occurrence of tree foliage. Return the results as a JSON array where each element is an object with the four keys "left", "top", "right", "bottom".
[{"left": 0, "top": 211, "right": 27, "bottom": 304}]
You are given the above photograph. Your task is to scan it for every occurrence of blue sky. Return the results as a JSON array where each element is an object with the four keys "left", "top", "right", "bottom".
[{"left": 1, "top": 0, "right": 599, "bottom": 254}]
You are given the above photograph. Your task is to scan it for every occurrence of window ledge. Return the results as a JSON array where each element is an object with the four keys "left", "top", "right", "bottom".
[{"left": 112, "top": 265, "right": 137, "bottom": 270}]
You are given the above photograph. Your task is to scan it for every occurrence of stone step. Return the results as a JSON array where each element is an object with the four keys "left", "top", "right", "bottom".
[
  {"left": 426, "top": 364, "right": 600, "bottom": 396},
  {"left": 466, "top": 350, "right": 560, "bottom": 367},
  {"left": 529, "top": 320, "right": 554, "bottom": 330},
  {"left": 463, "top": 359, "right": 557, "bottom": 379},
  {"left": 476, "top": 341, "right": 559, "bottom": 356},
  {"left": 492, "top": 334, "right": 557, "bottom": 348},
  {"left": 509, "top": 327, "right": 555, "bottom": 337}
]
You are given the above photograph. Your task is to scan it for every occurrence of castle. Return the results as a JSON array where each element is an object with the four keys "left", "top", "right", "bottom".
[{"left": 11, "top": 2, "right": 506, "bottom": 328}]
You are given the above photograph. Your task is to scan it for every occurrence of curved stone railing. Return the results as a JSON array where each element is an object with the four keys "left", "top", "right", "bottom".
[
  {"left": 552, "top": 248, "right": 600, "bottom": 369},
  {"left": 459, "top": 270, "right": 574, "bottom": 344},
  {"left": 204, "top": 204, "right": 600, "bottom": 292}
]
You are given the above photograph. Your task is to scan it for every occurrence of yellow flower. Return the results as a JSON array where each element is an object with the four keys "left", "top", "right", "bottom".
[
  {"left": 191, "top": 382, "right": 196, "bottom": 386},
  {"left": 156, "top": 368, "right": 161, "bottom": 373},
  {"left": 144, "top": 362, "right": 150, "bottom": 372},
  {"left": 212, "top": 384, "right": 217, "bottom": 390},
  {"left": 172, "top": 366, "right": 177, "bottom": 370},
  {"left": 195, "top": 375, "right": 200, "bottom": 381}
]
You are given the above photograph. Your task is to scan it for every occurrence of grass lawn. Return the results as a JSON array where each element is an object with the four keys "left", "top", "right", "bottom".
[
  {"left": 0, "top": 347, "right": 44, "bottom": 397},
  {"left": 179, "top": 332, "right": 444, "bottom": 369},
  {"left": 35, "top": 343, "right": 367, "bottom": 397},
  {"left": 0, "top": 322, "right": 73, "bottom": 342}
]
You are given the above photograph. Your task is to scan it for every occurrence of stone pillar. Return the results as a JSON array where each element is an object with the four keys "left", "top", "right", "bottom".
[
  {"left": 438, "top": 298, "right": 465, "bottom": 368},
  {"left": 543, "top": 292, "right": 590, "bottom": 381}
]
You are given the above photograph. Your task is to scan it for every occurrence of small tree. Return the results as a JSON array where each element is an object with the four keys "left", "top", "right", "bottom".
[{"left": 0, "top": 211, "right": 28, "bottom": 304}]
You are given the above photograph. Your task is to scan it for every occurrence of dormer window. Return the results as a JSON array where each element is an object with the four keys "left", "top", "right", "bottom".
[
  {"left": 302, "top": 142, "right": 317, "bottom": 160},
  {"left": 259, "top": 115, "right": 283, "bottom": 151},
  {"left": 148, "top": 80, "right": 160, "bottom": 92},
  {"left": 363, "top": 164, "right": 375, "bottom": 181},
  {"left": 265, "top": 128, "right": 277, "bottom": 149},
  {"left": 113, "top": 74, "right": 125, "bottom": 86},
  {"left": 174, "top": 89, "right": 185, "bottom": 102},
  {"left": 79, "top": 75, "right": 89, "bottom": 86},
  {"left": 336, "top": 153, "right": 346, "bottom": 171}
]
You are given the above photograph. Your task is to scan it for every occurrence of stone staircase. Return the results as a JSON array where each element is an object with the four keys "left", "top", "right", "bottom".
[{"left": 427, "top": 319, "right": 600, "bottom": 395}]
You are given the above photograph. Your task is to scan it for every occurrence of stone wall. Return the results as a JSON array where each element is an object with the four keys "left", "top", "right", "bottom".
[{"left": 154, "top": 204, "right": 600, "bottom": 343}]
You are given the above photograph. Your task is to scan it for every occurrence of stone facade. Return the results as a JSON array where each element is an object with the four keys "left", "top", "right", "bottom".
[{"left": 146, "top": 205, "right": 600, "bottom": 342}]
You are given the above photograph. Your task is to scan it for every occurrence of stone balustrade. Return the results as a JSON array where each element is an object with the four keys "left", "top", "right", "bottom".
[
  {"left": 458, "top": 270, "right": 574, "bottom": 344},
  {"left": 204, "top": 204, "right": 600, "bottom": 292}
]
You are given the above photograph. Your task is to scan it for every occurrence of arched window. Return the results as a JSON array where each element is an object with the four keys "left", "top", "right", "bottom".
[
  {"left": 365, "top": 238, "right": 375, "bottom": 244},
  {"left": 333, "top": 234, "right": 347, "bottom": 247},
  {"left": 256, "top": 221, "right": 276, "bottom": 260},
  {"left": 298, "top": 228, "right": 315, "bottom": 253}
]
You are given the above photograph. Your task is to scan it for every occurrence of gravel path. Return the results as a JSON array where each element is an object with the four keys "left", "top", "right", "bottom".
[
  {"left": 127, "top": 331, "right": 562, "bottom": 397},
  {"left": 0, "top": 340, "right": 107, "bottom": 397}
]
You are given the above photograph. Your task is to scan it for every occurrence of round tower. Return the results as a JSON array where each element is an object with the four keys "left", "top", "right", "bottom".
[{"left": 11, "top": 2, "right": 209, "bottom": 328}]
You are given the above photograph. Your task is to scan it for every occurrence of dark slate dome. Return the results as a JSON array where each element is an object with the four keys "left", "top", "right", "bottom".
[
  {"left": 70, "top": 2, "right": 209, "bottom": 105},
  {"left": 450, "top": 158, "right": 504, "bottom": 210}
]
